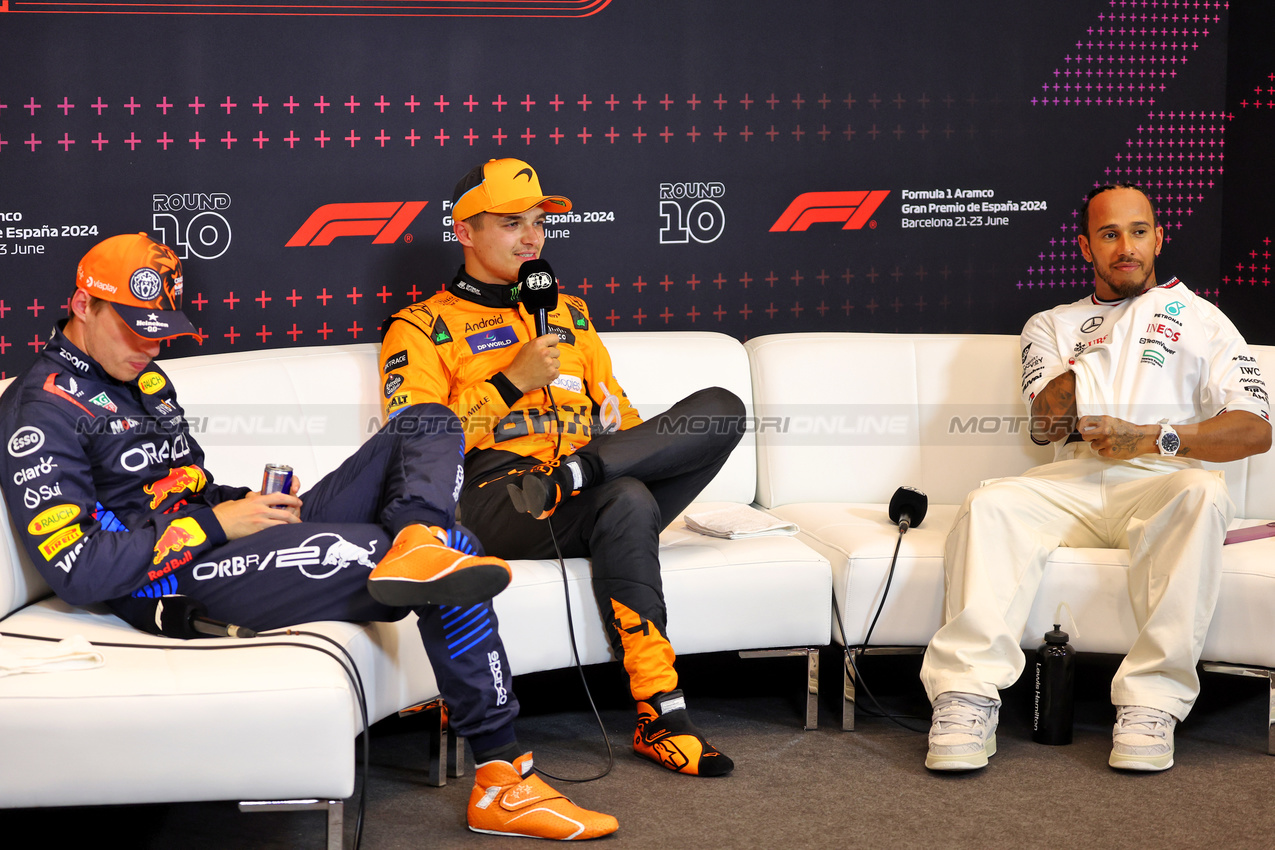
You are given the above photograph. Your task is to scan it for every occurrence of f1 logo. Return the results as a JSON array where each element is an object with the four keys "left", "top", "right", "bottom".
[
  {"left": 769, "top": 191, "right": 890, "bottom": 232},
  {"left": 286, "top": 202, "right": 427, "bottom": 247}
]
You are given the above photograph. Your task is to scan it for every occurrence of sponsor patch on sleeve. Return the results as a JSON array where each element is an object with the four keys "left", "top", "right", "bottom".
[
  {"left": 29, "top": 504, "right": 81, "bottom": 536},
  {"left": 383, "top": 350, "right": 409, "bottom": 373},
  {"left": 384, "top": 373, "right": 405, "bottom": 398},
  {"left": 39, "top": 523, "right": 84, "bottom": 561}
]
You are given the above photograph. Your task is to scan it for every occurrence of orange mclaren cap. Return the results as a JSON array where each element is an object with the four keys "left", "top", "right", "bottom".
[
  {"left": 75, "top": 233, "right": 199, "bottom": 341},
  {"left": 451, "top": 158, "right": 572, "bottom": 222}
]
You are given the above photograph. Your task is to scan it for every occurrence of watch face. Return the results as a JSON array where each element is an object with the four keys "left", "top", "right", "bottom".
[{"left": 1161, "top": 431, "right": 1180, "bottom": 454}]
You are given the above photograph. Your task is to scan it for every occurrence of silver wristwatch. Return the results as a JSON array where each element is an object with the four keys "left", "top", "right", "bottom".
[{"left": 1156, "top": 419, "right": 1180, "bottom": 457}]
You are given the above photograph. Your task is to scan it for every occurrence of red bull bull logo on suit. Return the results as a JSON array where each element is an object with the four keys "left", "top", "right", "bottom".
[
  {"left": 143, "top": 465, "right": 208, "bottom": 509},
  {"left": 152, "top": 517, "right": 207, "bottom": 564}
]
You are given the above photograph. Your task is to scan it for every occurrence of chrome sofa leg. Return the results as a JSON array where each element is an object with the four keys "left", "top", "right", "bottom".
[
  {"left": 399, "top": 698, "right": 461, "bottom": 785},
  {"left": 843, "top": 651, "right": 856, "bottom": 731},
  {"left": 738, "top": 647, "right": 819, "bottom": 730},
  {"left": 841, "top": 646, "right": 926, "bottom": 732},
  {"left": 239, "top": 798, "right": 344, "bottom": 850},
  {"left": 449, "top": 724, "right": 467, "bottom": 778}
]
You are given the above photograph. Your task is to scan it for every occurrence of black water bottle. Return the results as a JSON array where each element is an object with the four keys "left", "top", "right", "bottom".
[{"left": 1032, "top": 623, "right": 1075, "bottom": 745}]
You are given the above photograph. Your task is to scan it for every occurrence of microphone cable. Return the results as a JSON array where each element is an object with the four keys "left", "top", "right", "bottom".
[
  {"left": 833, "top": 527, "right": 929, "bottom": 734},
  {"left": 526, "top": 373, "right": 615, "bottom": 783},
  {"left": 530, "top": 514, "right": 616, "bottom": 784},
  {"left": 495, "top": 282, "right": 614, "bottom": 782}
]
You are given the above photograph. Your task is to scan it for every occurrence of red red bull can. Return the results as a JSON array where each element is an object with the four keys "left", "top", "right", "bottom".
[{"left": 262, "top": 463, "right": 294, "bottom": 497}]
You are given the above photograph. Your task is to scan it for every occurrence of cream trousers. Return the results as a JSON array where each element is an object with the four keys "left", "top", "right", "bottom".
[{"left": 920, "top": 446, "right": 1234, "bottom": 720}]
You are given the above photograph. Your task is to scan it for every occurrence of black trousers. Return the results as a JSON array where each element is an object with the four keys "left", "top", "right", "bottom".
[{"left": 459, "top": 387, "right": 745, "bottom": 700}]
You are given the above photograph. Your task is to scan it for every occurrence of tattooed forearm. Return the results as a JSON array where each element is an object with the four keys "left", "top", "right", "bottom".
[{"left": 1030, "top": 371, "right": 1078, "bottom": 442}]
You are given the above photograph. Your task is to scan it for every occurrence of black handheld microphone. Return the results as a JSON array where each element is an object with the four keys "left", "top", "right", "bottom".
[
  {"left": 888, "top": 486, "right": 928, "bottom": 534},
  {"left": 151, "top": 595, "right": 258, "bottom": 639},
  {"left": 518, "top": 258, "right": 559, "bottom": 337}
]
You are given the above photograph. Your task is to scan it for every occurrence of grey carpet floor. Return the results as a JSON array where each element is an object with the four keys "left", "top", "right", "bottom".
[{"left": 5, "top": 650, "right": 1273, "bottom": 849}]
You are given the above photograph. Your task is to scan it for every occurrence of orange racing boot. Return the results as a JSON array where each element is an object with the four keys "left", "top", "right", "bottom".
[
  {"left": 367, "top": 524, "right": 511, "bottom": 608},
  {"left": 468, "top": 752, "right": 619, "bottom": 840},
  {"left": 633, "top": 689, "right": 734, "bottom": 777}
]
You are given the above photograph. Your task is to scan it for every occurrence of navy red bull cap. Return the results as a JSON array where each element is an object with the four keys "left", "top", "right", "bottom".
[
  {"left": 76, "top": 233, "right": 200, "bottom": 342},
  {"left": 451, "top": 158, "right": 572, "bottom": 222}
]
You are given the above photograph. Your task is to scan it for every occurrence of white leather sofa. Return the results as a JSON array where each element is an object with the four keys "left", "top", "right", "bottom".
[
  {"left": 0, "top": 332, "right": 831, "bottom": 845},
  {"left": 4, "top": 330, "right": 1273, "bottom": 845},
  {"left": 746, "top": 333, "right": 1275, "bottom": 748}
]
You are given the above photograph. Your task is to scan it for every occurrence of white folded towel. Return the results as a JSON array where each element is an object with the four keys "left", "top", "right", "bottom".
[
  {"left": 684, "top": 504, "right": 799, "bottom": 539},
  {"left": 0, "top": 634, "right": 105, "bottom": 678}
]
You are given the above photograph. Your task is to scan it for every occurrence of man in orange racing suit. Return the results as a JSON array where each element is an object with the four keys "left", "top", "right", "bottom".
[{"left": 380, "top": 158, "right": 745, "bottom": 777}]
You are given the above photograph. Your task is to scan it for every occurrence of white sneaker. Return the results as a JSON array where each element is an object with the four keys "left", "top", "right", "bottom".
[
  {"left": 926, "top": 692, "right": 1000, "bottom": 771},
  {"left": 1109, "top": 705, "right": 1175, "bottom": 771}
]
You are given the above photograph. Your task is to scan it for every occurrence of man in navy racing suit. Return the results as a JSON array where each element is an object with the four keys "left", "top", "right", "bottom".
[{"left": 0, "top": 233, "right": 617, "bottom": 841}]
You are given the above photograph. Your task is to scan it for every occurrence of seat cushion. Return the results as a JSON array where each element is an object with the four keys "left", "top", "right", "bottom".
[
  {"left": 771, "top": 503, "right": 1275, "bottom": 670},
  {"left": 493, "top": 503, "right": 831, "bottom": 677},
  {"left": 0, "top": 600, "right": 385, "bottom": 807}
]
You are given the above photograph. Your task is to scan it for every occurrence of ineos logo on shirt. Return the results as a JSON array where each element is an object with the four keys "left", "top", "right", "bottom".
[
  {"left": 1081, "top": 316, "right": 1103, "bottom": 334},
  {"left": 8, "top": 426, "right": 45, "bottom": 458}
]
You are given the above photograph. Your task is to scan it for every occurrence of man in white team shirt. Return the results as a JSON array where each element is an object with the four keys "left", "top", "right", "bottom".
[{"left": 921, "top": 183, "right": 1271, "bottom": 773}]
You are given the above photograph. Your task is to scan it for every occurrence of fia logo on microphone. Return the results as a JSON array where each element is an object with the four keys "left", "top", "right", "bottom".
[{"left": 524, "top": 271, "right": 554, "bottom": 291}]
